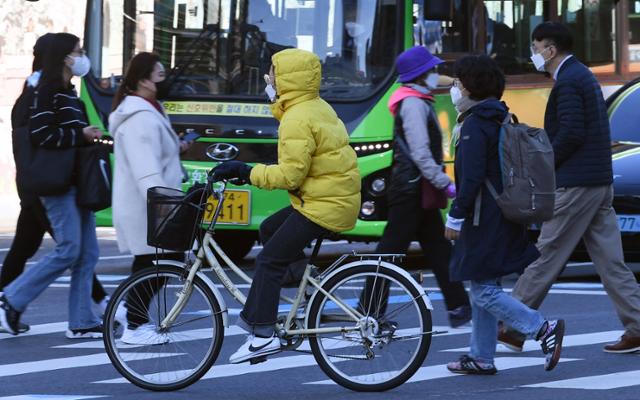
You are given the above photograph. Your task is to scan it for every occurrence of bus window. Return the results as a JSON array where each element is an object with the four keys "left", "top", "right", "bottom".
[
  {"left": 100, "top": 0, "right": 125, "bottom": 79},
  {"left": 630, "top": 0, "right": 640, "bottom": 73},
  {"left": 557, "top": 0, "right": 616, "bottom": 74},
  {"left": 418, "top": 1, "right": 618, "bottom": 78},
  {"left": 419, "top": 1, "right": 548, "bottom": 76},
  {"left": 91, "top": 0, "right": 398, "bottom": 100},
  {"left": 96, "top": 0, "right": 155, "bottom": 81}
]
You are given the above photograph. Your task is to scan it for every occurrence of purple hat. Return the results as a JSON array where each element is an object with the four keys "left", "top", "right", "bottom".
[{"left": 396, "top": 46, "right": 443, "bottom": 83}]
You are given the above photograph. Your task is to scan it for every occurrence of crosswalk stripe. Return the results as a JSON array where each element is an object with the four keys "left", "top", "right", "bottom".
[
  {"left": 0, "top": 353, "right": 183, "bottom": 378},
  {"left": 0, "top": 322, "right": 68, "bottom": 340},
  {"left": 54, "top": 325, "right": 247, "bottom": 349},
  {"left": 523, "top": 370, "right": 640, "bottom": 390},
  {"left": 0, "top": 396, "right": 107, "bottom": 400},
  {"left": 95, "top": 354, "right": 320, "bottom": 384},
  {"left": 94, "top": 325, "right": 465, "bottom": 385},
  {"left": 54, "top": 325, "right": 466, "bottom": 350},
  {"left": 441, "top": 330, "right": 624, "bottom": 353},
  {"left": 305, "top": 357, "right": 581, "bottom": 385}
]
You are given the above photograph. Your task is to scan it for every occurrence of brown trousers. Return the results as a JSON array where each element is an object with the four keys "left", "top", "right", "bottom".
[{"left": 511, "top": 185, "right": 640, "bottom": 336}]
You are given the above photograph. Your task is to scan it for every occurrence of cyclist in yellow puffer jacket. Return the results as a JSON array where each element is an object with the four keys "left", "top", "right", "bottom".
[{"left": 212, "top": 48, "right": 361, "bottom": 364}]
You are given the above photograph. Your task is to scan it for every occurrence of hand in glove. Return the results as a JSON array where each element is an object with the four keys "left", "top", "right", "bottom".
[
  {"left": 445, "top": 183, "right": 457, "bottom": 199},
  {"left": 211, "top": 160, "right": 252, "bottom": 185}
]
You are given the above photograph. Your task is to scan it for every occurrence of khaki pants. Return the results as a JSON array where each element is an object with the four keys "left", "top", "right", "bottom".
[{"left": 511, "top": 185, "right": 640, "bottom": 336}]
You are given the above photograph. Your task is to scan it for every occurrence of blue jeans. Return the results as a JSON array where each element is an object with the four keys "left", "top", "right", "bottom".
[
  {"left": 469, "top": 279, "right": 546, "bottom": 364},
  {"left": 4, "top": 187, "right": 101, "bottom": 330}
]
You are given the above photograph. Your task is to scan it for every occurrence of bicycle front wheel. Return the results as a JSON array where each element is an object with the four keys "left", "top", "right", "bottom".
[
  {"left": 307, "top": 262, "right": 432, "bottom": 392},
  {"left": 103, "top": 264, "right": 224, "bottom": 391}
]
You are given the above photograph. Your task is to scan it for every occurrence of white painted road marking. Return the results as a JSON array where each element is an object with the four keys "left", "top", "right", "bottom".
[
  {"left": 0, "top": 322, "right": 68, "bottom": 341},
  {"left": 441, "top": 330, "right": 624, "bottom": 353},
  {"left": 0, "top": 353, "right": 183, "bottom": 378},
  {"left": 305, "top": 357, "right": 581, "bottom": 385},
  {"left": 523, "top": 370, "right": 640, "bottom": 390},
  {"left": 94, "top": 325, "right": 469, "bottom": 385},
  {"left": 0, "top": 396, "right": 107, "bottom": 400}
]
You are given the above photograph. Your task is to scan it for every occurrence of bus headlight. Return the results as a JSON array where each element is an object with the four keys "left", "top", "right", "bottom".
[
  {"left": 361, "top": 201, "right": 375, "bottom": 216},
  {"left": 371, "top": 178, "right": 386, "bottom": 194}
]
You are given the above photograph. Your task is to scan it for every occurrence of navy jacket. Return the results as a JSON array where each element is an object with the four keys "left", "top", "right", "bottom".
[
  {"left": 545, "top": 56, "right": 613, "bottom": 188},
  {"left": 449, "top": 100, "right": 539, "bottom": 282}
]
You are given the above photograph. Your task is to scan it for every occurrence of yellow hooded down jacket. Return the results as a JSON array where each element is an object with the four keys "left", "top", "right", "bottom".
[{"left": 249, "top": 49, "right": 361, "bottom": 232}]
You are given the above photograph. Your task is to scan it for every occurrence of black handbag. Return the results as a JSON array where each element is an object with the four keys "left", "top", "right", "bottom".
[
  {"left": 75, "top": 142, "right": 112, "bottom": 211},
  {"left": 16, "top": 126, "right": 76, "bottom": 196}
]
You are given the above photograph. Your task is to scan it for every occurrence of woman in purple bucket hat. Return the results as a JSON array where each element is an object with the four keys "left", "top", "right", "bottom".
[{"left": 362, "top": 46, "right": 471, "bottom": 328}]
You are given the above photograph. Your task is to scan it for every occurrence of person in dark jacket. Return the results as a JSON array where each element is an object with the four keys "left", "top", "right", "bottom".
[
  {"left": 368, "top": 46, "right": 470, "bottom": 327},
  {"left": 444, "top": 55, "right": 565, "bottom": 374},
  {"left": 500, "top": 22, "right": 640, "bottom": 354},
  {"left": 1, "top": 34, "right": 110, "bottom": 335},
  {"left": 0, "top": 33, "right": 104, "bottom": 339}
]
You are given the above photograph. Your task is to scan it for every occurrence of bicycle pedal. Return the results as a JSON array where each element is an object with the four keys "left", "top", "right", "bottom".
[{"left": 249, "top": 356, "right": 268, "bottom": 365}]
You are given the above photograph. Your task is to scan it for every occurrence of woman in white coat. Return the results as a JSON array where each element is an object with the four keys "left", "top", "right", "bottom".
[{"left": 109, "top": 52, "right": 191, "bottom": 345}]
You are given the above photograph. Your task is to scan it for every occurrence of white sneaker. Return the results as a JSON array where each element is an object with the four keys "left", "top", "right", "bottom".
[
  {"left": 229, "top": 334, "right": 281, "bottom": 364},
  {"left": 92, "top": 296, "right": 110, "bottom": 319},
  {"left": 114, "top": 302, "right": 127, "bottom": 328},
  {"left": 121, "top": 323, "right": 170, "bottom": 345}
]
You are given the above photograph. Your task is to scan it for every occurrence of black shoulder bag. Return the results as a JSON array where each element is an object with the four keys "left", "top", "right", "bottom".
[{"left": 75, "top": 141, "right": 113, "bottom": 211}]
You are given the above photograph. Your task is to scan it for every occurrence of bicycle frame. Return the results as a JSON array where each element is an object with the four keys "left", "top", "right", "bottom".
[{"left": 160, "top": 181, "right": 366, "bottom": 336}]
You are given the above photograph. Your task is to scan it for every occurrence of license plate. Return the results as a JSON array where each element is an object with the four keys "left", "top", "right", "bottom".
[
  {"left": 617, "top": 215, "right": 640, "bottom": 232},
  {"left": 203, "top": 190, "right": 251, "bottom": 225}
]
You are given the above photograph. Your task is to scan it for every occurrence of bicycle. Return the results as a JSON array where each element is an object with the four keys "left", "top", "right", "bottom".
[{"left": 103, "top": 172, "right": 434, "bottom": 392}]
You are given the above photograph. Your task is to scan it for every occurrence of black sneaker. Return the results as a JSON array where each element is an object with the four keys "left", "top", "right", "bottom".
[
  {"left": 0, "top": 295, "right": 21, "bottom": 335},
  {"left": 537, "top": 319, "right": 565, "bottom": 371},
  {"left": 447, "top": 355, "right": 497, "bottom": 375},
  {"left": 0, "top": 322, "right": 29, "bottom": 334},
  {"left": 65, "top": 325, "right": 104, "bottom": 339}
]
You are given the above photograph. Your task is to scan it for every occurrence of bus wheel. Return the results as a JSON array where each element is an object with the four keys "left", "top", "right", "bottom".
[{"left": 214, "top": 230, "right": 256, "bottom": 262}]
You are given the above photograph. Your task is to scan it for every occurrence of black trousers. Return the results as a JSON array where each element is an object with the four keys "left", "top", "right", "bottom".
[
  {"left": 363, "top": 195, "right": 469, "bottom": 315},
  {"left": 0, "top": 204, "right": 107, "bottom": 303},
  {"left": 125, "top": 252, "right": 185, "bottom": 328},
  {"left": 239, "top": 206, "right": 327, "bottom": 337}
]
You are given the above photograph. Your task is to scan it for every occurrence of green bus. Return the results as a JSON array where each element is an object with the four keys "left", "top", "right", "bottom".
[{"left": 82, "top": 0, "right": 640, "bottom": 260}]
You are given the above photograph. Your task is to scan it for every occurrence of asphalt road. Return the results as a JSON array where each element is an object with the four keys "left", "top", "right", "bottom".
[{"left": 0, "top": 228, "right": 639, "bottom": 400}]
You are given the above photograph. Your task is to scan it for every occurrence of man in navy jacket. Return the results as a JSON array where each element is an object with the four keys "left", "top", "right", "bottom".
[{"left": 500, "top": 22, "right": 640, "bottom": 354}]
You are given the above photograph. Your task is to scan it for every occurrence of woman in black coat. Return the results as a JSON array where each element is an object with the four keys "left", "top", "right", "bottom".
[{"left": 443, "top": 55, "right": 565, "bottom": 375}]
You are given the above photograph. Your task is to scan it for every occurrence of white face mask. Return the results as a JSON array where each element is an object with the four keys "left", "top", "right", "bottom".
[
  {"left": 69, "top": 55, "right": 91, "bottom": 77},
  {"left": 450, "top": 86, "right": 462, "bottom": 105},
  {"left": 530, "top": 53, "right": 547, "bottom": 72},
  {"left": 425, "top": 73, "right": 439, "bottom": 89},
  {"left": 530, "top": 47, "right": 552, "bottom": 72}
]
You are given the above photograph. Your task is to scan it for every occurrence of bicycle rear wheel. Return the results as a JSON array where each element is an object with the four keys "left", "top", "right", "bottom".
[
  {"left": 103, "top": 264, "right": 224, "bottom": 391},
  {"left": 307, "top": 262, "right": 432, "bottom": 392}
]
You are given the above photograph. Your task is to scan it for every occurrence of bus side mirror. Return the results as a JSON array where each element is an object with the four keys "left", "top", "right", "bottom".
[{"left": 423, "top": 0, "right": 453, "bottom": 21}]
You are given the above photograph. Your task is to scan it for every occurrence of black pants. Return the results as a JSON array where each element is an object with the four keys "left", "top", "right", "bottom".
[
  {"left": 0, "top": 204, "right": 107, "bottom": 303},
  {"left": 362, "top": 195, "right": 469, "bottom": 316},
  {"left": 239, "top": 206, "right": 328, "bottom": 337},
  {"left": 126, "top": 252, "right": 185, "bottom": 328}
]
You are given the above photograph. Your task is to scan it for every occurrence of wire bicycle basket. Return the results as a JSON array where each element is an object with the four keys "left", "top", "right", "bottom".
[{"left": 146, "top": 185, "right": 207, "bottom": 252}]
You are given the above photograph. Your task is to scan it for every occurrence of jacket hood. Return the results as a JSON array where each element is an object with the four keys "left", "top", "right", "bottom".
[
  {"left": 468, "top": 99, "right": 509, "bottom": 121},
  {"left": 270, "top": 49, "right": 321, "bottom": 120},
  {"left": 109, "top": 95, "right": 165, "bottom": 133},
  {"left": 388, "top": 85, "right": 434, "bottom": 116}
]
